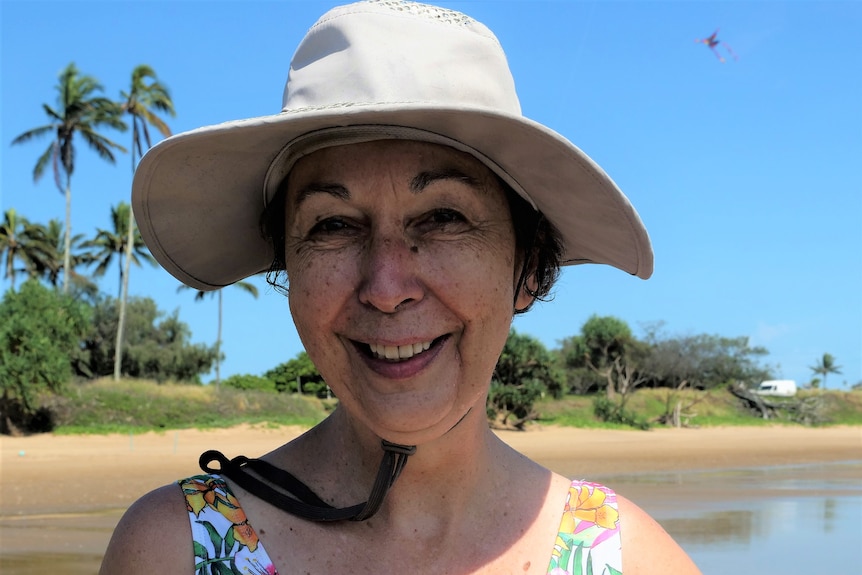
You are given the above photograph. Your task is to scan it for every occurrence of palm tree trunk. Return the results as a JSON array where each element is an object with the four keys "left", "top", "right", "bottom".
[
  {"left": 62, "top": 176, "right": 72, "bottom": 293},
  {"left": 216, "top": 290, "right": 223, "bottom": 388},
  {"left": 114, "top": 207, "right": 135, "bottom": 381}
]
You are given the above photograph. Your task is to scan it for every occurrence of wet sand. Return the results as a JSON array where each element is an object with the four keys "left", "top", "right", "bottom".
[{"left": 1, "top": 424, "right": 860, "bottom": 573}]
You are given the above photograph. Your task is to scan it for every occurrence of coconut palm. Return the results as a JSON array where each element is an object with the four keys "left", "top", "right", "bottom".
[
  {"left": 83, "top": 202, "right": 155, "bottom": 298},
  {"left": 178, "top": 281, "right": 260, "bottom": 387},
  {"left": 114, "top": 65, "right": 176, "bottom": 381},
  {"left": 31, "top": 218, "right": 97, "bottom": 294},
  {"left": 809, "top": 353, "right": 842, "bottom": 390},
  {"left": 11, "top": 62, "right": 127, "bottom": 293},
  {"left": 0, "top": 209, "right": 52, "bottom": 289}
]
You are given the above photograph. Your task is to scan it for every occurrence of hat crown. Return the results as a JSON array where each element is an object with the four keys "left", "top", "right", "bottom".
[{"left": 282, "top": 0, "right": 521, "bottom": 114}]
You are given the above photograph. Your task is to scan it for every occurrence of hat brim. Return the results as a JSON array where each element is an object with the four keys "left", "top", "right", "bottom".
[{"left": 133, "top": 104, "right": 653, "bottom": 290}]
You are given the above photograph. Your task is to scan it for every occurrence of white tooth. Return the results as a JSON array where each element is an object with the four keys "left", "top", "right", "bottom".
[
  {"left": 398, "top": 344, "right": 413, "bottom": 359},
  {"left": 412, "top": 342, "right": 424, "bottom": 355},
  {"left": 423, "top": 341, "right": 431, "bottom": 351},
  {"left": 384, "top": 345, "right": 399, "bottom": 360}
]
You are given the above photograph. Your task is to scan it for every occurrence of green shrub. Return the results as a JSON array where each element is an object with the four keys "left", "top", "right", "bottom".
[
  {"left": 222, "top": 374, "right": 277, "bottom": 392},
  {"left": 592, "top": 396, "right": 650, "bottom": 430}
]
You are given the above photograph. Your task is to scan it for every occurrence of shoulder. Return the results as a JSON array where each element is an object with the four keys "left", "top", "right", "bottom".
[
  {"left": 616, "top": 494, "right": 703, "bottom": 575},
  {"left": 99, "top": 482, "right": 192, "bottom": 575}
]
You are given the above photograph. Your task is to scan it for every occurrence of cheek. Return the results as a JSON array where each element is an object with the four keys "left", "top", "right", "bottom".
[{"left": 286, "top": 252, "right": 354, "bottom": 332}]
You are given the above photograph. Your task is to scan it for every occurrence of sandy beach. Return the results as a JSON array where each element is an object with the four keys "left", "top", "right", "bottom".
[{"left": 1, "top": 424, "right": 860, "bottom": 573}]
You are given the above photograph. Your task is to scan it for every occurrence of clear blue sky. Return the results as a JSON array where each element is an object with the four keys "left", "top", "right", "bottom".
[{"left": 2, "top": 1, "right": 860, "bottom": 388}]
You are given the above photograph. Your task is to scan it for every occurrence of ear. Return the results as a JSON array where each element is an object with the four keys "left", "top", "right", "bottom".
[{"left": 513, "top": 267, "right": 538, "bottom": 312}]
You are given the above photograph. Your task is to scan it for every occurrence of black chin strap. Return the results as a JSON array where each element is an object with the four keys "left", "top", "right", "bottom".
[{"left": 199, "top": 440, "right": 416, "bottom": 522}]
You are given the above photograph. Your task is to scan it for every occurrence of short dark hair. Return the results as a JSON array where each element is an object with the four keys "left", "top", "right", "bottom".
[{"left": 260, "top": 175, "right": 564, "bottom": 313}]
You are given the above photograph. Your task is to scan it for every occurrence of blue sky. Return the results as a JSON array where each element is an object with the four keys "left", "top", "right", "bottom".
[{"left": 2, "top": 1, "right": 860, "bottom": 388}]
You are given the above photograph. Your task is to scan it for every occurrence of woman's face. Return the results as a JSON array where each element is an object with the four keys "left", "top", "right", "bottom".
[{"left": 283, "top": 140, "right": 533, "bottom": 445}]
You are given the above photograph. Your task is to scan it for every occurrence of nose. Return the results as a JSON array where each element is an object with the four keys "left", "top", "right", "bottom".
[{"left": 357, "top": 231, "right": 423, "bottom": 314}]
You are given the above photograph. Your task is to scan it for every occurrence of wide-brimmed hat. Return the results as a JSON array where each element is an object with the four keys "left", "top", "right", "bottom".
[{"left": 132, "top": 0, "right": 653, "bottom": 291}]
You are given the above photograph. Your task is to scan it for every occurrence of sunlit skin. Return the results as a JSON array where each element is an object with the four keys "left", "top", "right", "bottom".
[
  {"left": 98, "top": 139, "right": 704, "bottom": 575},
  {"left": 283, "top": 140, "right": 535, "bottom": 448}
]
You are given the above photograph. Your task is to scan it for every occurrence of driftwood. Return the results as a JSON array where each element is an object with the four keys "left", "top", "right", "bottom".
[
  {"left": 729, "top": 382, "right": 778, "bottom": 419},
  {"left": 728, "top": 383, "right": 827, "bottom": 425}
]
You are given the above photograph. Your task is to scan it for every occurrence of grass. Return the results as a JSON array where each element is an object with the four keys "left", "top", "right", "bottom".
[
  {"left": 537, "top": 387, "right": 862, "bottom": 429},
  {"left": 28, "top": 379, "right": 862, "bottom": 435},
  {"left": 45, "top": 377, "right": 328, "bottom": 434}
]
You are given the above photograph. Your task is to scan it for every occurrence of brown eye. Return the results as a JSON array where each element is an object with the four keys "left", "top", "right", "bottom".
[
  {"left": 429, "top": 209, "right": 465, "bottom": 225},
  {"left": 309, "top": 217, "right": 352, "bottom": 235}
]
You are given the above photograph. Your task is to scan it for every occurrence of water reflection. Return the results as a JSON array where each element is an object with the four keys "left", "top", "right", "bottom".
[{"left": 601, "top": 461, "right": 862, "bottom": 575}]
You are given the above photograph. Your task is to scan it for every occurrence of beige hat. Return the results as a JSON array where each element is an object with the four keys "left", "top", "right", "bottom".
[{"left": 132, "top": 0, "right": 653, "bottom": 291}]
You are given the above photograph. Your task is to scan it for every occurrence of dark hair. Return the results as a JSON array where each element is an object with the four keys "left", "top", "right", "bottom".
[
  {"left": 260, "top": 174, "right": 563, "bottom": 312},
  {"left": 503, "top": 182, "right": 563, "bottom": 314}
]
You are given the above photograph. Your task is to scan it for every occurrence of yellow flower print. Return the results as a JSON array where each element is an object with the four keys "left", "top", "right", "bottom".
[
  {"left": 180, "top": 477, "right": 217, "bottom": 517},
  {"left": 232, "top": 519, "right": 260, "bottom": 552},
  {"left": 564, "top": 484, "right": 620, "bottom": 530}
]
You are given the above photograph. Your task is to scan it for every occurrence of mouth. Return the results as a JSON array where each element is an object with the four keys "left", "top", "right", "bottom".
[{"left": 360, "top": 336, "right": 446, "bottom": 362}]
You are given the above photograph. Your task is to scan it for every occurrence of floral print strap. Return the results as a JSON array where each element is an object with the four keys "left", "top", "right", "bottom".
[
  {"left": 179, "top": 475, "right": 620, "bottom": 575},
  {"left": 179, "top": 474, "right": 278, "bottom": 575},
  {"left": 547, "top": 481, "right": 623, "bottom": 575}
]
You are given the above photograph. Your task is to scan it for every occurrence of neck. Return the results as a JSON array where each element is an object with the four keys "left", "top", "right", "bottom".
[{"left": 306, "top": 407, "right": 509, "bottom": 519}]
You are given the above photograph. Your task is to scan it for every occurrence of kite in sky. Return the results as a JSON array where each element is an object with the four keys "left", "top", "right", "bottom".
[{"left": 697, "top": 29, "right": 738, "bottom": 63}]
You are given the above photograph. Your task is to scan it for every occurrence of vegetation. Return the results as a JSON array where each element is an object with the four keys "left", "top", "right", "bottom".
[
  {"left": 3, "top": 63, "right": 859, "bottom": 436},
  {"left": 488, "top": 329, "right": 564, "bottom": 429},
  {"left": 11, "top": 62, "right": 127, "bottom": 293},
  {"left": 264, "top": 352, "right": 329, "bottom": 397},
  {"left": 809, "top": 352, "right": 842, "bottom": 389},
  {"left": 45, "top": 378, "right": 326, "bottom": 434},
  {"left": 26, "top": 379, "right": 862, "bottom": 436},
  {"left": 78, "top": 295, "right": 218, "bottom": 382},
  {"left": 0, "top": 280, "right": 90, "bottom": 432},
  {"left": 178, "top": 281, "right": 259, "bottom": 388},
  {"left": 115, "top": 64, "right": 175, "bottom": 382}
]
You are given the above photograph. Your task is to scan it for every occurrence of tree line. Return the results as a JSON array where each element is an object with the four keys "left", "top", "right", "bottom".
[
  {"left": 8, "top": 61, "right": 174, "bottom": 383},
  {"left": 1, "top": 62, "right": 850, "bottom": 433}
]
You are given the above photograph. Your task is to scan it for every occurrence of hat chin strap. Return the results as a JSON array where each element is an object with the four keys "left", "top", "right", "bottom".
[{"left": 200, "top": 440, "right": 416, "bottom": 522}]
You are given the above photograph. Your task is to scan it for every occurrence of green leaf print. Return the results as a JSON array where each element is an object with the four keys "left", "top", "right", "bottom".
[
  {"left": 605, "top": 567, "right": 623, "bottom": 575},
  {"left": 224, "top": 524, "right": 237, "bottom": 553},
  {"left": 558, "top": 535, "right": 574, "bottom": 569},
  {"left": 572, "top": 543, "right": 584, "bottom": 575},
  {"left": 197, "top": 520, "right": 224, "bottom": 556},
  {"left": 193, "top": 540, "right": 210, "bottom": 560}
]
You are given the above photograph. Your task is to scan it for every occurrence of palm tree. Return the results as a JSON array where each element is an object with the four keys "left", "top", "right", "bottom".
[
  {"left": 809, "top": 353, "right": 842, "bottom": 390},
  {"left": 0, "top": 209, "right": 52, "bottom": 289},
  {"left": 31, "top": 218, "right": 97, "bottom": 293},
  {"left": 114, "top": 65, "right": 175, "bottom": 381},
  {"left": 178, "top": 281, "right": 259, "bottom": 387},
  {"left": 11, "top": 62, "right": 127, "bottom": 293},
  {"left": 83, "top": 202, "right": 155, "bottom": 298}
]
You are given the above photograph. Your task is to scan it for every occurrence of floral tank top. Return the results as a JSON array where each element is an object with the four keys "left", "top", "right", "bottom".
[{"left": 179, "top": 475, "right": 623, "bottom": 575}]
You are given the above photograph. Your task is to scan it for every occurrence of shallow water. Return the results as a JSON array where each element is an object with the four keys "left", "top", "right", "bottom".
[
  {"left": 602, "top": 461, "right": 862, "bottom": 575},
  {"left": 2, "top": 462, "right": 859, "bottom": 574}
]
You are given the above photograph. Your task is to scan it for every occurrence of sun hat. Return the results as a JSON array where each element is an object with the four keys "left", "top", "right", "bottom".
[{"left": 132, "top": 0, "right": 654, "bottom": 291}]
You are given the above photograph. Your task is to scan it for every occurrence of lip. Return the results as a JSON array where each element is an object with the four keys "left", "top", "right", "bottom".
[{"left": 352, "top": 335, "right": 448, "bottom": 380}]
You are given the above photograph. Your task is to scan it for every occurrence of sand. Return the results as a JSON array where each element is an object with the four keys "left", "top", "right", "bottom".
[{"left": 1, "top": 424, "right": 860, "bottom": 573}]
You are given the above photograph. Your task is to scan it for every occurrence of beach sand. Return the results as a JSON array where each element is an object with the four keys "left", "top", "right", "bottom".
[{"left": 1, "top": 424, "right": 860, "bottom": 573}]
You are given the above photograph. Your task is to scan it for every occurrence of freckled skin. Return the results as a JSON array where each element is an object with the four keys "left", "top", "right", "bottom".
[{"left": 283, "top": 140, "right": 532, "bottom": 446}]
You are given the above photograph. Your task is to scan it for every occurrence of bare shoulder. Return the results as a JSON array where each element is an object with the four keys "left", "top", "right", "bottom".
[
  {"left": 617, "top": 494, "right": 703, "bottom": 575},
  {"left": 99, "top": 483, "right": 191, "bottom": 575}
]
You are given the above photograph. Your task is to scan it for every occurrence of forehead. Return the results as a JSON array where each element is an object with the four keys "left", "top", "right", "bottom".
[{"left": 286, "top": 139, "right": 500, "bottom": 191}]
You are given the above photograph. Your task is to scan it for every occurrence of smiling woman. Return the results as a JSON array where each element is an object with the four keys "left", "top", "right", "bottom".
[{"left": 100, "top": 2, "right": 699, "bottom": 575}]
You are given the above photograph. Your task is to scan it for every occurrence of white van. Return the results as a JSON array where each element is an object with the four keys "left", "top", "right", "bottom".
[{"left": 755, "top": 380, "right": 797, "bottom": 397}]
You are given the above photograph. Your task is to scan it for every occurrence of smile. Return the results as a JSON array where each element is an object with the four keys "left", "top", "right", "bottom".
[{"left": 368, "top": 340, "right": 432, "bottom": 361}]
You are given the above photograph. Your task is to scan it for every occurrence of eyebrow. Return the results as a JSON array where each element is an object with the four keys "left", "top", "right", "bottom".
[
  {"left": 291, "top": 183, "right": 350, "bottom": 210},
  {"left": 291, "top": 167, "right": 484, "bottom": 209},
  {"left": 410, "top": 168, "right": 481, "bottom": 193}
]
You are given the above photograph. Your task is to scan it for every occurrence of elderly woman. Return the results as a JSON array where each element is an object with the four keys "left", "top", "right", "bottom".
[{"left": 101, "top": 2, "right": 701, "bottom": 574}]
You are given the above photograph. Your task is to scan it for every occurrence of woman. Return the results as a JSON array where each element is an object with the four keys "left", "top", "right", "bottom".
[{"left": 101, "top": 2, "right": 701, "bottom": 574}]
